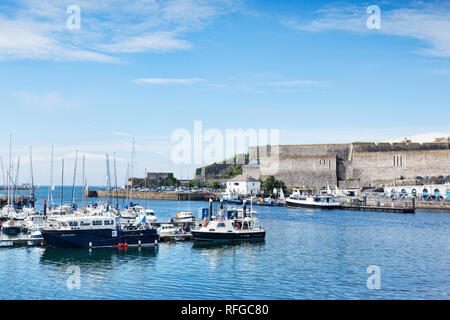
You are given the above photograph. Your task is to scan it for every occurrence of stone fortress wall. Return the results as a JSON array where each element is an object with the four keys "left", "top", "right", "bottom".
[{"left": 244, "top": 139, "right": 450, "bottom": 189}]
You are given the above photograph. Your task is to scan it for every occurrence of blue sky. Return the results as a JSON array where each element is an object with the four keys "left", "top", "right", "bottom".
[{"left": 0, "top": 0, "right": 449, "bottom": 185}]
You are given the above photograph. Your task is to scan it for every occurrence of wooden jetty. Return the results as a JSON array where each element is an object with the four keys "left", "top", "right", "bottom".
[
  {"left": 341, "top": 205, "right": 415, "bottom": 214},
  {"left": 159, "top": 234, "right": 193, "bottom": 242}
]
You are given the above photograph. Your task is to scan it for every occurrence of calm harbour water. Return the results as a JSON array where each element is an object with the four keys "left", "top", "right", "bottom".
[{"left": 0, "top": 186, "right": 449, "bottom": 299}]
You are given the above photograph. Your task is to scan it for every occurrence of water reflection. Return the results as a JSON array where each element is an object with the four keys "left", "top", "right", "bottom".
[
  {"left": 192, "top": 239, "right": 265, "bottom": 250},
  {"left": 40, "top": 246, "right": 158, "bottom": 267}
]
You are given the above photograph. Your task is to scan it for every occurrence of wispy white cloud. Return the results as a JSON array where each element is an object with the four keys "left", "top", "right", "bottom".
[
  {"left": 260, "top": 80, "right": 326, "bottom": 87},
  {"left": 132, "top": 78, "right": 206, "bottom": 84},
  {"left": 283, "top": 1, "right": 450, "bottom": 58},
  {"left": 0, "top": 0, "right": 238, "bottom": 62},
  {"left": 12, "top": 90, "right": 82, "bottom": 109}
]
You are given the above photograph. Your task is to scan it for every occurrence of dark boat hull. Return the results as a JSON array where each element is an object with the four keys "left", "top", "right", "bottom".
[
  {"left": 42, "top": 228, "right": 158, "bottom": 248},
  {"left": 286, "top": 200, "right": 341, "bottom": 210},
  {"left": 191, "top": 230, "right": 266, "bottom": 242},
  {"left": 1, "top": 226, "right": 22, "bottom": 234}
]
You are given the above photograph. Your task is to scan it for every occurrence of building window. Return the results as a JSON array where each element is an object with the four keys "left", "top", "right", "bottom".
[{"left": 393, "top": 155, "right": 404, "bottom": 167}]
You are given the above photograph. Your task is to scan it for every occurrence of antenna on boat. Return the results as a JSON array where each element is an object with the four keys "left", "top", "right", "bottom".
[{"left": 71, "top": 150, "right": 78, "bottom": 206}]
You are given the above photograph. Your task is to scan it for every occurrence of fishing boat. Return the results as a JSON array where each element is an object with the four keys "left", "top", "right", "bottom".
[
  {"left": 41, "top": 215, "right": 158, "bottom": 248},
  {"left": 191, "top": 217, "right": 265, "bottom": 242},
  {"left": 286, "top": 189, "right": 341, "bottom": 209},
  {"left": 173, "top": 211, "right": 195, "bottom": 222},
  {"left": 1, "top": 219, "right": 22, "bottom": 234}
]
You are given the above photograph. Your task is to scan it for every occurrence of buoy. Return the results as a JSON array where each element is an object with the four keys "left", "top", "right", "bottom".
[
  {"left": 124, "top": 242, "right": 128, "bottom": 247},
  {"left": 118, "top": 243, "right": 122, "bottom": 248}
]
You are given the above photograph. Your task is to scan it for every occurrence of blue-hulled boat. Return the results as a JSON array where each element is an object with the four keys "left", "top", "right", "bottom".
[
  {"left": 1, "top": 220, "right": 22, "bottom": 234},
  {"left": 41, "top": 215, "right": 158, "bottom": 248}
]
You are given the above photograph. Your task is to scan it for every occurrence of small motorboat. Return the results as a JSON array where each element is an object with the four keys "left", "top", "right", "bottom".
[
  {"left": 158, "top": 224, "right": 182, "bottom": 236},
  {"left": 1, "top": 220, "right": 22, "bottom": 234},
  {"left": 192, "top": 217, "right": 265, "bottom": 242},
  {"left": 286, "top": 190, "right": 341, "bottom": 209},
  {"left": 173, "top": 211, "right": 195, "bottom": 223}
]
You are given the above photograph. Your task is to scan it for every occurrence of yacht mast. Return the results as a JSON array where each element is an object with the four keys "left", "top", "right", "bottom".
[
  {"left": 130, "top": 138, "right": 135, "bottom": 207},
  {"left": 29, "top": 146, "right": 35, "bottom": 207},
  {"left": 8, "top": 134, "right": 12, "bottom": 206},
  {"left": 82, "top": 154, "right": 86, "bottom": 211},
  {"left": 49, "top": 145, "right": 54, "bottom": 207},
  {"left": 60, "top": 158, "right": 64, "bottom": 213},
  {"left": 113, "top": 153, "right": 118, "bottom": 209},
  {"left": 106, "top": 154, "right": 112, "bottom": 206},
  {"left": 0, "top": 157, "right": 5, "bottom": 188},
  {"left": 144, "top": 168, "right": 147, "bottom": 209},
  {"left": 71, "top": 150, "right": 78, "bottom": 206},
  {"left": 12, "top": 157, "right": 20, "bottom": 207}
]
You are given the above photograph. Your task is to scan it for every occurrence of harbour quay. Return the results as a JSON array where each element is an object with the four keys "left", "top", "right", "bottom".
[{"left": 86, "top": 189, "right": 216, "bottom": 201}]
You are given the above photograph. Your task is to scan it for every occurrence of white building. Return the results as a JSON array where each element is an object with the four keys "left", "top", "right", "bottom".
[{"left": 226, "top": 175, "right": 261, "bottom": 196}]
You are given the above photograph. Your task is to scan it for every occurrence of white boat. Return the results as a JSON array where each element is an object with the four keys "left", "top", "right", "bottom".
[
  {"left": 120, "top": 204, "right": 143, "bottom": 219},
  {"left": 192, "top": 217, "right": 265, "bottom": 242},
  {"left": 158, "top": 223, "right": 182, "bottom": 237},
  {"left": 173, "top": 211, "right": 195, "bottom": 222},
  {"left": 286, "top": 190, "right": 341, "bottom": 209},
  {"left": 27, "top": 228, "right": 43, "bottom": 246},
  {"left": 23, "top": 213, "right": 45, "bottom": 231},
  {"left": 1, "top": 205, "right": 16, "bottom": 219}
]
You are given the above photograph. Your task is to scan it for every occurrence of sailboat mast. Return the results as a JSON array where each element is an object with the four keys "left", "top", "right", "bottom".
[
  {"left": 60, "top": 158, "right": 64, "bottom": 213},
  {"left": 0, "top": 157, "right": 5, "bottom": 188},
  {"left": 130, "top": 138, "right": 135, "bottom": 206},
  {"left": 144, "top": 168, "right": 147, "bottom": 209},
  {"left": 8, "top": 134, "right": 12, "bottom": 206},
  {"left": 50, "top": 145, "right": 54, "bottom": 207},
  {"left": 82, "top": 154, "right": 86, "bottom": 211},
  {"left": 113, "top": 153, "right": 118, "bottom": 209},
  {"left": 106, "top": 154, "right": 112, "bottom": 205},
  {"left": 12, "top": 157, "right": 20, "bottom": 207},
  {"left": 29, "top": 146, "right": 35, "bottom": 207},
  {"left": 71, "top": 150, "right": 78, "bottom": 206}
]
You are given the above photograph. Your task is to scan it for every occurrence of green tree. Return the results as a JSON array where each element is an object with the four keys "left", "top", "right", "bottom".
[{"left": 262, "top": 176, "right": 286, "bottom": 194}]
